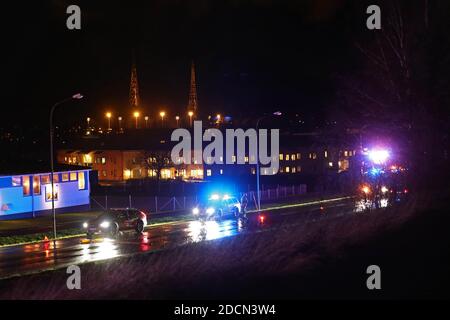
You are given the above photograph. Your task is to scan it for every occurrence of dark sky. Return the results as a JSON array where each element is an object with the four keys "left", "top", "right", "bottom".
[{"left": 3, "top": 0, "right": 370, "bottom": 129}]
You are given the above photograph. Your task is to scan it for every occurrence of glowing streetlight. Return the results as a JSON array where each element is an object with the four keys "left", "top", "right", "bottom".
[
  {"left": 118, "top": 116, "right": 123, "bottom": 131},
  {"left": 188, "top": 111, "right": 194, "bottom": 127},
  {"left": 160, "top": 111, "right": 166, "bottom": 127},
  {"left": 362, "top": 185, "right": 371, "bottom": 194},
  {"left": 145, "top": 116, "right": 149, "bottom": 128},
  {"left": 133, "top": 111, "right": 140, "bottom": 129},
  {"left": 216, "top": 114, "right": 221, "bottom": 125},
  {"left": 106, "top": 112, "right": 112, "bottom": 130},
  {"left": 175, "top": 115, "right": 180, "bottom": 127},
  {"left": 86, "top": 117, "right": 91, "bottom": 134}
]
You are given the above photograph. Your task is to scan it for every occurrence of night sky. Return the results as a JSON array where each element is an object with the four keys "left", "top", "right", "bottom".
[{"left": 4, "top": 0, "right": 373, "bottom": 128}]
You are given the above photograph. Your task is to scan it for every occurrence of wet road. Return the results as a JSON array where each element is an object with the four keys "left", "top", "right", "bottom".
[{"left": 0, "top": 197, "right": 356, "bottom": 280}]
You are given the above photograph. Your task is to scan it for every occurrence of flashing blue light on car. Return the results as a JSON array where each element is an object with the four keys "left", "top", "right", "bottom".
[
  {"left": 223, "top": 194, "right": 230, "bottom": 200},
  {"left": 206, "top": 207, "right": 215, "bottom": 215},
  {"left": 192, "top": 207, "right": 199, "bottom": 215},
  {"left": 369, "top": 167, "right": 383, "bottom": 176}
]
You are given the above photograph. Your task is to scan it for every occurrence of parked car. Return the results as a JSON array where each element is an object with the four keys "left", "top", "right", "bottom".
[{"left": 83, "top": 208, "right": 147, "bottom": 238}]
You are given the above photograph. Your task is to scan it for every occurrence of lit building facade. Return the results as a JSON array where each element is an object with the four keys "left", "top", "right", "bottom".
[
  {"left": 57, "top": 149, "right": 204, "bottom": 185},
  {"left": 0, "top": 169, "right": 90, "bottom": 216}
]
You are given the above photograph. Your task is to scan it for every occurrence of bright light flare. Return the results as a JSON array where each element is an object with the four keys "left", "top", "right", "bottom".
[
  {"left": 381, "top": 186, "right": 389, "bottom": 193},
  {"left": 100, "top": 221, "right": 110, "bottom": 228},
  {"left": 192, "top": 207, "right": 199, "bottom": 215},
  {"left": 368, "top": 149, "right": 390, "bottom": 164},
  {"left": 361, "top": 185, "right": 371, "bottom": 194},
  {"left": 258, "top": 214, "right": 265, "bottom": 223}
]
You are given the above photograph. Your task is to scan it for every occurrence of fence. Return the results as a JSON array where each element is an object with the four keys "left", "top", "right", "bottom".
[{"left": 90, "top": 184, "right": 307, "bottom": 213}]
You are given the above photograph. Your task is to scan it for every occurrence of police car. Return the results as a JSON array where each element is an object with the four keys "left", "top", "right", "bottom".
[{"left": 192, "top": 194, "right": 242, "bottom": 221}]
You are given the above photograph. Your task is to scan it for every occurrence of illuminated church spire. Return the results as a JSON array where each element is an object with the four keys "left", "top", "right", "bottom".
[
  {"left": 187, "top": 61, "right": 198, "bottom": 113},
  {"left": 129, "top": 52, "right": 140, "bottom": 108}
]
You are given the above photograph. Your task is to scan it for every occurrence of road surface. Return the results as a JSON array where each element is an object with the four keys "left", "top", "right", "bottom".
[{"left": 0, "top": 197, "right": 359, "bottom": 280}]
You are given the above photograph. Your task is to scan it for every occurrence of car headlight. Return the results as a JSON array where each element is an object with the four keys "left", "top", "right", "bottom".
[
  {"left": 206, "top": 207, "right": 215, "bottom": 215},
  {"left": 192, "top": 207, "right": 199, "bottom": 215},
  {"left": 100, "top": 221, "right": 110, "bottom": 228},
  {"left": 83, "top": 222, "right": 88, "bottom": 228}
]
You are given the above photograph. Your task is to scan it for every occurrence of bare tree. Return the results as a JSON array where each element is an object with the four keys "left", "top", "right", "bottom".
[{"left": 334, "top": 0, "right": 450, "bottom": 183}]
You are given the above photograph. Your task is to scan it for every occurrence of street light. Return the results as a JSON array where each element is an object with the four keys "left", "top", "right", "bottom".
[
  {"left": 216, "top": 114, "right": 221, "bottom": 125},
  {"left": 145, "top": 116, "right": 149, "bottom": 128},
  {"left": 50, "top": 93, "right": 83, "bottom": 246},
  {"left": 106, "top": 112, "right": 112, "bottom": 131},
  {"left": 175, "top": 115, "right": 180, "bottom": 127},
  {"left": 133, "top": 111, "right": 140, "bottom": 129},
  {"left": 86, "top": 117, "right": 91, "bottom": 135},
  {"left": 188, "top": 111, "right": 194, "bottom": 127},
  {"left": 160, "top": 111, "right": 166, "bottom": 127},
  {"left": 255, "top": 111, "right": 282, "bottom": 211},
  {"left": 118, "top": 116, "right": 123, "bottom": 131}
]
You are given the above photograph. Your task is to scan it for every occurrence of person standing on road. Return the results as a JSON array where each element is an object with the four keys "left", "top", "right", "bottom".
[{"left": 240, "top": 193, "right": 248, "bottom": 215}]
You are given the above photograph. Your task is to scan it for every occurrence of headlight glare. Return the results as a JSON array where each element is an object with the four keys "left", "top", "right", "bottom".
[{"left": 100, "top": 221, "right": 110, "bottom": 228}]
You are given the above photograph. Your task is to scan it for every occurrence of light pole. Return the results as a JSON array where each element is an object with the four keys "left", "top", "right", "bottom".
[
  {"left": 160, "top": 111, "right": 166, "bottom": 127},
  {"left": 106, "top": 112, "right": 112, "bottom": 131},
  {"left": 145, "top": 116, "right": 149, "bottom": 128},
  {"left": 134, "top": 111, "right": 140, "bottom": 129},
  {"left": 255, "top": 111, "right": 282, "bottom": 211},
  {"left": 175, "top": 116, "right": 180, "bottom": 127},
  {"left": 118, "top": 116, "right": 122, "bottom": 131},
  {"left": 188, "top": 111, "right": 194, "bottom": 127},
  {"left": 50, "top": 93, "right": 83, "bottom": 246},
  {"left": 86, "top": 117, "right": 91, "bottom": 135}
]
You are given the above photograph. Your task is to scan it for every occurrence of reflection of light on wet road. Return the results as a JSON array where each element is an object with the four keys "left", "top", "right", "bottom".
[
  {"left": 354, "top": 198, "right": 390, "bottom": 212},
  {"left": 354, "top": 199, "right": 372, "bottom": 212},
  {"left": 187, "top": 220, "right": 237, "bottom": 243},
  {"left": 81, "top": 238, "right": 119, "bottom": 262},
  {"left": 139, "top": 232, "right": 150, "bottom": 252}
]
